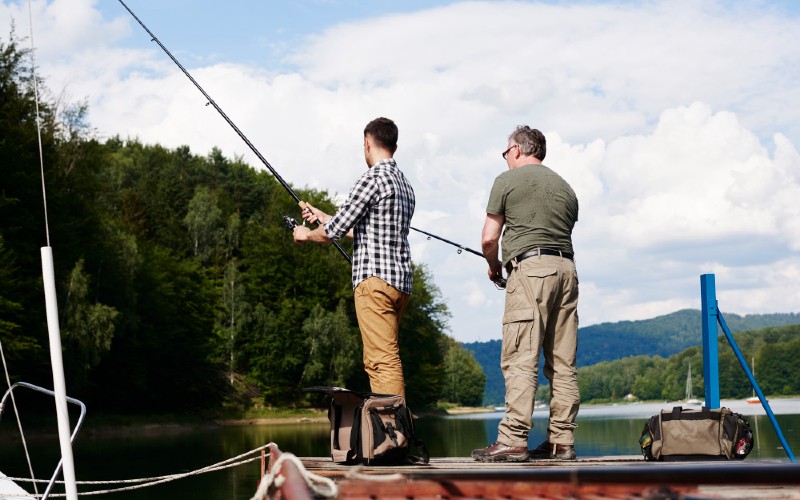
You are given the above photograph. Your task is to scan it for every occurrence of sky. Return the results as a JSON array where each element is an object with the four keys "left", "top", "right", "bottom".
[{"left": 2, "top": 0, "right": 800, "bottom": 343}]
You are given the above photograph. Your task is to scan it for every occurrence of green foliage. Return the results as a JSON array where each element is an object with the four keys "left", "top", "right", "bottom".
[
  {"left": 62, "top": 259, "right": 118, "bottom": 391},
  {"left": 184, "top": 186, "right": 224, "bottom": 262},
  {"left": 577, "top": 309, "right": 800, "bottom": 367},
  {"left": 467, "top": 310, "right": 800, "bottom": 405},
  {"left": 574, "top": 324, "right": 800, "bottom": 402},
  {"left": 440, "top": 339, "right": 486, "bottom": 406},
  {"left": 1, "top": 33, "right": 60, "bottom": 383},
  {"left": 299, "top": 301, "right": 359, "bottom": 388},
  {"left": 399, "top": 264, "right": 451, "bottom": 408},
  {"left": 0, "top": 234, "right": 39, "bottom": 366},
  {"left": 0, "top": 32, "right": 454, "bottom": 414},
  {"left": 463, "top": 339, "right": 504, "bottom": 406}
]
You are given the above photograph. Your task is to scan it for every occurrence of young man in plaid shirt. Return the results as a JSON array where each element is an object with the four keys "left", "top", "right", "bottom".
[{"left": 293, "top": 117, "right": 415, "bottom": 398}]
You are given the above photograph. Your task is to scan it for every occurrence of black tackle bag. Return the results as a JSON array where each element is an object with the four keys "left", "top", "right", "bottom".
[
  {"left": 304, "top": 386, "right": 429, "bottom": 465},
  {"left": 639, "top": 406, "right": 753, "bottom": 461}
]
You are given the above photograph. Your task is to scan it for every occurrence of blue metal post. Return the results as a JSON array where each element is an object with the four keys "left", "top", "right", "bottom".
[
  {"left": 700, "top": 274, "right": 720, "bottom": 409},
  {"left": 716, "top": 311, "right": 796, "bottom": 462}
]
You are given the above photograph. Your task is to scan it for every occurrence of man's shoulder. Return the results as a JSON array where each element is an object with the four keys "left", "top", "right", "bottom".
[{"left": 527, "top": 164, "right": 573, "bottom": 186}]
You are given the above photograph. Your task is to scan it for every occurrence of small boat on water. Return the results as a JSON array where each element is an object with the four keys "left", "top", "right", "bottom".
[
  {"left": 684, "top": 363, "right": 703, "bottom": 406},
  {"left": 746, "top": 356, "right": 764, "bottom": 404}
]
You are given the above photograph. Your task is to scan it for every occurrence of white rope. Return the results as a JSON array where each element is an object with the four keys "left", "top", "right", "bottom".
[
  {"left": 3, "top": 443, "right": 274, "bottom": 497},
  {"left": 249, "top": 451, "right": 337, "bottom": 500},
  {"left": 344, "top": 465, "right": 405, "bottom": 482},
  {"left": 0, "top": 341, "right": 39, "bottom": 497}
]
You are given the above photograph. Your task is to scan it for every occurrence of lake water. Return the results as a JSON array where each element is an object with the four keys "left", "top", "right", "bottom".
[{"left": 2, "top": 398, "right": 798, "bottom": 499}]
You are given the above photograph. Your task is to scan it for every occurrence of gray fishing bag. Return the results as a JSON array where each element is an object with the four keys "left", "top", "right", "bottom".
[
  {"left": 304, "top": 386, "right": 429, "bottom": 465},
  {"left": 640, "top": 406, "right": 753, "bottom": 461}
]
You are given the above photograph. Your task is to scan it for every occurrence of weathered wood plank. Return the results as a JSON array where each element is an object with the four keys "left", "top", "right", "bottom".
[{"left": 270, "top": 450, "right": 800, "bottom": 499}]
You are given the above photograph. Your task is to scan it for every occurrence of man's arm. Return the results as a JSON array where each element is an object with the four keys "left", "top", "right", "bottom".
[
  {"left": 293, "top": 224, "right": 333, "bottom": 244},
  {"left": 298, "top": 202, "right": 353, "bottom": 241},
  {"left": 482, "top": 213, "right": 505, "bottom": 283}
]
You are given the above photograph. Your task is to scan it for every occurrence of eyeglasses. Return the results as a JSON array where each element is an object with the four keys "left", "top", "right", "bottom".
[{"left": 502, "top": 144, "right": 519, "bottom": 160}]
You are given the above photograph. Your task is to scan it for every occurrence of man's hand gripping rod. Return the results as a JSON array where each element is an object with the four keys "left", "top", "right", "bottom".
[
  {"left": 120, "top": 0, "right": 501, "bottom": 283},
  {"left": 118, "top": 0, "right": 351, "bottom": 265}
]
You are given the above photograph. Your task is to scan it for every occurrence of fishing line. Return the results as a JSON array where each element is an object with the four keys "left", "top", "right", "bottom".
[
  {"left": 117, "top": 0, "right": 352, "bottom": 264},
  {"left": 118, "top": 1, "right": 496, "bottom": 279}
]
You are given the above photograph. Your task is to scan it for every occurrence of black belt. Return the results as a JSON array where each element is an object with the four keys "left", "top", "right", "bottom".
[
  {"left": 512, "top": 248, "right": 573, "bottom": 266},
  {"left": 518, "top": 248, "right": 573, "bottom": 261}
]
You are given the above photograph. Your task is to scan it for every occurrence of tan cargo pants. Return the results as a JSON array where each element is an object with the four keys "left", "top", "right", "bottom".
[
  {"left": 496, "top": 254, "right": 580, "bottom": 447},
  {"left": 354, "top": 277, "right": 410, "bottom": 398}
]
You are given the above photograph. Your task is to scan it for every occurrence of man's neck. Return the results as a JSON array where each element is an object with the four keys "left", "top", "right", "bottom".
[
  {"left": 370, "top": 152, "right": 393, "bottom": 167},
  {"left": 509, "top": 156, "right": 541, "bottom": 169}
]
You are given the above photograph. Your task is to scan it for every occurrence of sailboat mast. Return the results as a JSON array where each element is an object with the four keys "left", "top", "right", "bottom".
[{"left": 686, "top": 363, "right": 692, "bottom": 400}]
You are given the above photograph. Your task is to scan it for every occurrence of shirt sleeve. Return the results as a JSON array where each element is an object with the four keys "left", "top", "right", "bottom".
[
  {"left": 324, "top": 171, "right": 378, "bottom": 240},
  {"left": 485, "top": 176, "right": 508, "bottom": 215}
]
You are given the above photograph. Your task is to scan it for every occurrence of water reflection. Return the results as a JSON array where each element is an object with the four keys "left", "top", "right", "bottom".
[{"left": 1, "top": 404, "right": 797, "bottom": 499}]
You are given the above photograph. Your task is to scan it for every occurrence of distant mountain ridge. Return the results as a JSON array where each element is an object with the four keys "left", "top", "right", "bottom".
[{"left": 463, "top": 309, "right": 800, "bottom": 406}]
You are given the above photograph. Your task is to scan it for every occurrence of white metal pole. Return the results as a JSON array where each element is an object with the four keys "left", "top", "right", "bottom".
[{"left": 41, "top": 247, "right": 78, "bottom": 500}]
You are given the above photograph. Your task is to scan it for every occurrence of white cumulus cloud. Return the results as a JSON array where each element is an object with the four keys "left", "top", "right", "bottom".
[{"left": 3, "top": 0, "right": 799, "bottom": 342}]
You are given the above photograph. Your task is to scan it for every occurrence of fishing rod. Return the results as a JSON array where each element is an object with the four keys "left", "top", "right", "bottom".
[
  {"left": 410, "top": 226, "right": 483, "bottom": 257},
  {"left": 411, "top": 226, "right": 506, "bottom": 289},
  {"left": 119, "top": 1, "right": 500, "bottom": 283},
  {"left": 117, "top": 0, "right": 352, "bottom": 264}
]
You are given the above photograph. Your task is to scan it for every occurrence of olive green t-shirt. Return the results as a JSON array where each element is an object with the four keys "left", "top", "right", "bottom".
[{"left": 486, "top": 163, "right": 578, "bottom": 266}]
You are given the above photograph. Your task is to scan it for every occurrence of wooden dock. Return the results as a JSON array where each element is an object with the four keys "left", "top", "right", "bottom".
[{"left": 264, "top": 446, "right": 800, "bottom": 499}]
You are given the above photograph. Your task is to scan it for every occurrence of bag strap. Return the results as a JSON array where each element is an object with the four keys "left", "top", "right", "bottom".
[
  {"left": 400, "top": 407, "right": 430, "bottom": 464},
  {"left": 332, "top": 403, "right": 342, "bottom": 450},
  {"left": 407, "top": 436, "right": 430, "bottom": 465},
  {"left": 347, "top": 406, "right": 362, "bottom": 463}
]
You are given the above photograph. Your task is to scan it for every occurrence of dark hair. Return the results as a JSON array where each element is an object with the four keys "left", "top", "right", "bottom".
[
  {"left": 509, "top": 126, "right": 546, "bottom": 160},
  {"left": 364, "top": 117, "right": 398, "bottom": 153}
]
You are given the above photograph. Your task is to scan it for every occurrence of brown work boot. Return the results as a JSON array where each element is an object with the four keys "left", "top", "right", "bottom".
[
  {"left": 528, "top": 441, "right": 576, "bottom": 460},
  {"left": 472, "top": 442, "right": 529, "bottom": 462}
]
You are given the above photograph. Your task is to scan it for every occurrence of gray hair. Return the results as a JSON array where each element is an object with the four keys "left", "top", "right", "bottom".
[{"left": 509, "top": 126, "right": 546, "bottom": 161}]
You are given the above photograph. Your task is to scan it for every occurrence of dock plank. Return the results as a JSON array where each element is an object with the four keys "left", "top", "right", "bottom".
[{"left": 292, "top": 456, "right": 800, "bottom": 499}]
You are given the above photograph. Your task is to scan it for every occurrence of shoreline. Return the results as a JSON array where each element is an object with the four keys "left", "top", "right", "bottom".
[
  {"left": 213, "top": 416, "right": 329, "bottom": 426},
  {"left": 19, "top": 396, "right": 800, "bottom": 437}
]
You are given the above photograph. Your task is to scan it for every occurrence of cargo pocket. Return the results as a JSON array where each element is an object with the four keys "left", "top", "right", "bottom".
[
  {"left": 501, "top": 296, "right": 534, "bottom": 365},
  {"left": 505, "top": 266, "right": 557, "bottom": 312},
  {"left": 502, "top": 308, "right": 534, "bottom": 325},
  {"left": 523, "top": 266, "right": 557, "bottom": 279}
]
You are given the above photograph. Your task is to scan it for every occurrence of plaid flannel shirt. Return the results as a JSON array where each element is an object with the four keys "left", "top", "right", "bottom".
[{"left": 324, "top": 158, "right": 415, "bottom": 294}]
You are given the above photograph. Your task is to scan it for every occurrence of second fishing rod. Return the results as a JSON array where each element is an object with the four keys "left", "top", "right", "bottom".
[{"left": 119, "top": 0, "right": 492, "bottom": 275}]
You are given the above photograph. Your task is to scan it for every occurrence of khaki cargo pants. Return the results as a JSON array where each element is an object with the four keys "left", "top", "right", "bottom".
[
  {"left": 496, "top": 254, "right": 580, "bottom": 447},
  {"left": 354, "top": 277, "right": 410, "bottom": 398}
]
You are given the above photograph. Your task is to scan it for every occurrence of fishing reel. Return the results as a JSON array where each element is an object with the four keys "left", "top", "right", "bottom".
[
  {"left": 495, "top": 277, "right": 507, "bottom": 290},
  {"left": 282, "top": 215, "right": 299, "bottom": 231}
]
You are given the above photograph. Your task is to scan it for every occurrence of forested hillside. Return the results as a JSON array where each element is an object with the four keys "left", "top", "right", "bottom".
[
  {"left": 577, "top": 309, "right": 800, "bottom": 366},
  {"left": 0, "top": 34, "right": 484, "bottom": 413},
  {"left": 466, "top": 310, "right": 800, "bottom": 405},
  {"left": 579, "top": 323, "right": 800, "bottom": 401}
]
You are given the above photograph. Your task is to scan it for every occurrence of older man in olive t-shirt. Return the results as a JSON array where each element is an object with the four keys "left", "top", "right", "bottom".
[{"left": 472, "top": 126, "right": 580, "bottom": 462}]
